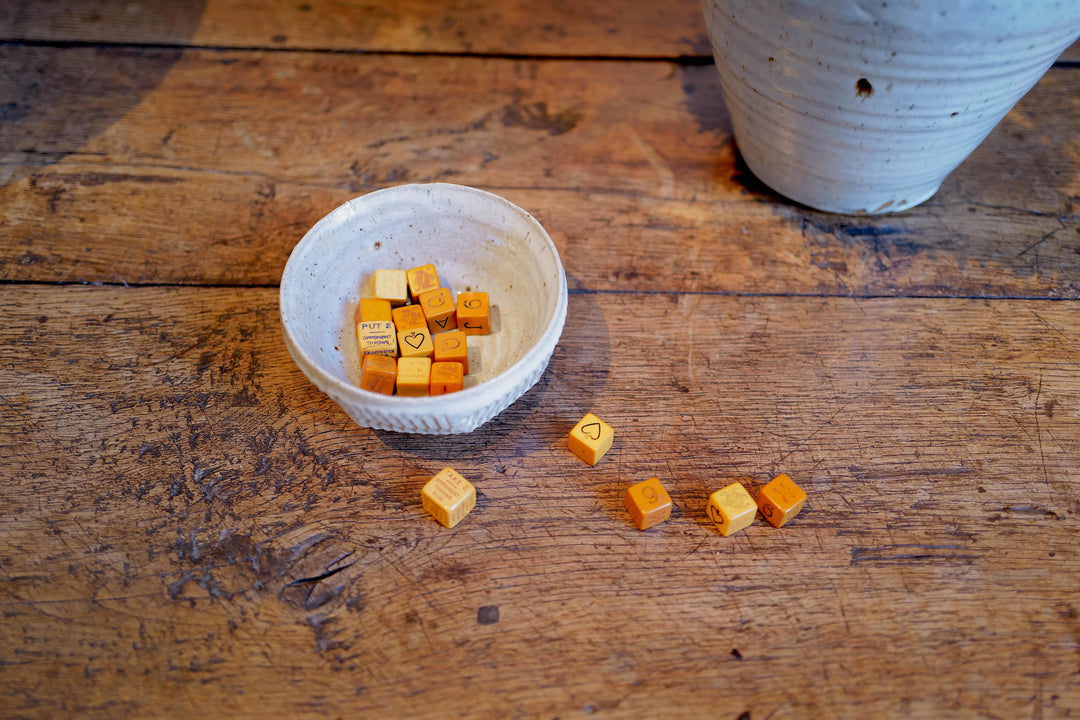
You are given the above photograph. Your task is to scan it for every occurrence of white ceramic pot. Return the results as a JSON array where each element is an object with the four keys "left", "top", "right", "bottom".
[{"left": 702, "top": 0, "right": 1080, "bottom": 214}]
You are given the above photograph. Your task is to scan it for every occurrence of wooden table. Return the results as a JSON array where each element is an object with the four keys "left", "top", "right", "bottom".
[{"left": 3, "top": 3, "right": 1079, "bottom": 717}]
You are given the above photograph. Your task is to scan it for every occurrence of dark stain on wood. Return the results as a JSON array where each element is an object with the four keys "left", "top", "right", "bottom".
[
  {"left": 501, "top": 101, "right": 583, "bottom": 136},
  {"left": 679, "top": 64, "right": 732, "bottom": 136}
]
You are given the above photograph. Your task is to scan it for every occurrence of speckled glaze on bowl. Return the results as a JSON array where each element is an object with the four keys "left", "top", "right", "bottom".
[
  {"left": 703, "top": 0, "right": 1080, "bottom": 213},
  {"left": 280, "top": 183, "right": 567, "bottom": 434}
]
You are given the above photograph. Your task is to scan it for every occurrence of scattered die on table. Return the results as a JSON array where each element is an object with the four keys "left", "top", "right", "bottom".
[
  {"left": 756, "top": 473, "right": 807, "bottom": 528},
  {"left": 624, "top": 477, "right": 673, "bottom": 530},
  {"left": 707, "top": 482, "right": 757, "bottom": 537},
  {"left": 421, "top": 467, "right": 477, "bottom": 528},
  {"left": 568, "top": 413, "right": 614, "bottom": 466}
]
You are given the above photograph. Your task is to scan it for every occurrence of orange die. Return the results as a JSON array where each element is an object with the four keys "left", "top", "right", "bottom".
[
  {"left": 432, "top": 329, "right": 468, "bottom": 373},
  {"left": 624, "top": 477, "right": 672, "bottom": 530},
  {"left": 392, "top": 303, "right": 428, "bottom": 332},
  {"left": 430, "top": 361, "right": 464, "bottom": 395},
  {"left": 418, "top": 288, "right": 457, "bottom": 333},
  {"left": 568, "top": 413, "right": 613, "bottom": 466},
  {"left": 359, "top": 354, "right": 396, "bottom": 395},
  {"left": 356, "top": 297, "right": 392, "bottom": 324},
  {"left": 756, "top": 473, "right": 807, "bottom": 528},
  {"left": 370, "top": 268, "right": 408, "bottom": 306},
  {"left": 407, "top": 264, "right": 440, "bottom": 299},
  {"left": 398, "top": 327, "right": 433, "bottom": 359},
  {"left": 396, "top": 357, "right": 431, "bottom": 396},
  {"left": 457, "top": 291, "right": 490, "bottom": 335}
]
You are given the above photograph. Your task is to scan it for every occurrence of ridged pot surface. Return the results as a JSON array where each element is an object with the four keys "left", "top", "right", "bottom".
[{"left": 703, "top": 0, "right": 1080, "bottom": 213}]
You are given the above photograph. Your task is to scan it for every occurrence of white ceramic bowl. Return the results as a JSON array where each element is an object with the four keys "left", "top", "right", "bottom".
[{"left": 280, "top": 183, "right": 568, "bottom": 434}]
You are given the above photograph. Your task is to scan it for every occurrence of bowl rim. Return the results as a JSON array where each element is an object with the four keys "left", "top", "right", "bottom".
[{"left": 279, "top": 182, "right": 568, "bottom": 416}]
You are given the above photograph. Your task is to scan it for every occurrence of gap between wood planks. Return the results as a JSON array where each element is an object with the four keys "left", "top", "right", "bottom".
[
  {"left": 0, "top": 37, "right": 717, "bottom": 65},
  {"left": 3, "top": 277, "right": 1080, "bottom": 308},
  {"left": 4, "top": 38, "right": 1079, "bottom": 69}
]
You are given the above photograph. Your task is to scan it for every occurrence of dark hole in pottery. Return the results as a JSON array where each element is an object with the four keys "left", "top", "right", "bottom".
[{"left": 856, "top": 78, "right": 873, "bottom": 98}]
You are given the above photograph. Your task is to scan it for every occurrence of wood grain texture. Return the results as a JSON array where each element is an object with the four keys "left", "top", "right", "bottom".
[
  {"left": 3, "top": 0, "right": 1077, "bottom": 62},
  {"left": 2, "top": 46, "right": 1078, "bottom": 296},
  {"left": 0, "top": 0, "right": 711, "bottom": 57},
  {"left": 3, "top": 1, "right": 1080, "bottom": 717},
  {"left": 2, "top": 286, "right": 1078, "bottom": 718}
]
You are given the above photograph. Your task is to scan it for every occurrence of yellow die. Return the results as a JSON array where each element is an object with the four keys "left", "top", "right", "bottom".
[
  {"left": 357, "top": 320, "right": 397, "bottom": 357},
  {"left": 707, "top": 482, "right": 757, "bottom": 537},
  {"left": 396, "top": 356, "right": 431, "bottom": 396},
  {"left": 421, "top": 467, "right": 476, "bottom": 528},
  {"left": 756, "top": 473, "right": 807, "bottom": 528},
  {"left": 398, "top": 327, "right": 433, "bottom": 359},
  {"left": 624, "top": 477, "right": 672, "bottom": 530},
  {"left": 568, "top": 413, "right": 613, "bottom": 466},
  {"left": 371, "top": 269, "right": 408, "bottom": 306}
]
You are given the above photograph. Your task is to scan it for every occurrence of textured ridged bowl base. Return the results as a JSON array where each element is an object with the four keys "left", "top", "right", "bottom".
[
  {"left": 280, "top": 183, "right": 568, "bottom": 434},
  {"left": 703, "top": 0, "right": 1080, "bottom": 214}
]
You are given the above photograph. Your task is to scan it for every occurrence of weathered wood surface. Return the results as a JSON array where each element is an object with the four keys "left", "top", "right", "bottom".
[
  {"left": 2, "top": 286, "right": 1078, "bottom": 718},
  {"left": 0, "top": 0, "right": 710, "bottom": 57},
  {"left": 2, "top": 45, "right": 1077, "bottom": 296},
  {"left": 3, "top": 0, "right": 1080, "bottom": 717},
  {"left": 3, "top": 0, "right": 1077, "bottom": 62}
]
